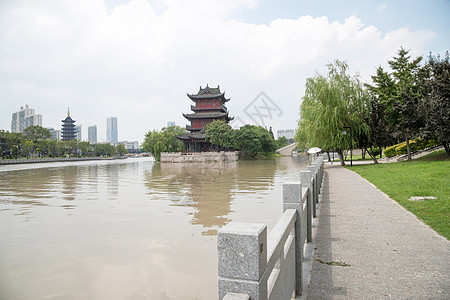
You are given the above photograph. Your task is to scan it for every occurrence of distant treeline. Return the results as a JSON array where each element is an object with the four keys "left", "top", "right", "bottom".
[{"left": 0, "top": 126, "right": 127, "bottom": 159}]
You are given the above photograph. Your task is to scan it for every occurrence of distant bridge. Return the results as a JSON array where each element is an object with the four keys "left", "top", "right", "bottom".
[{"left": 276, "top": 142, "right": 298, "bottom": 157}]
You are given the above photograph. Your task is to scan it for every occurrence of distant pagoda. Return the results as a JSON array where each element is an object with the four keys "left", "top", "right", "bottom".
[
  {"left": 177, "top": 85, "right": 233, "bottom": 152},
  {"left": 61, "top": 108, "right": 76, "bottom": 141}
]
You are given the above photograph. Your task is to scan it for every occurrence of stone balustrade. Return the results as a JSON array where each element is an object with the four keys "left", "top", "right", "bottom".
[
  {"left": 160, "top": 151, "right": 239, "bottom": 163},
  {"left": 218, "top": 156, "right": 324, "bottom": 299}
]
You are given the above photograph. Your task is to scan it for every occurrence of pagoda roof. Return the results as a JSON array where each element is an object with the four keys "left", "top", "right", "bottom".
[
  {"left": 62, "top": 108, "right": 75, "bottom": 123},
  {"left": 176, "top": 133, "right": 207, "bottom": 140},
  {"left": 183, "top": 112, "right": 231, "bottom": 119},
  {"left": 187, "top": 85, "right": 230, "bottom": 102},
  {"left": 62, "top": 116, "right": 75, "bottom": 123},
  {"left": 191, "top": 105, "right": 227, "bottom": 112}
]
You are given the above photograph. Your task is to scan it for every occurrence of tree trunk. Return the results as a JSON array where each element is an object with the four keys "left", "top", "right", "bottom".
[
  {"left": 365, "top": 147, "right": 378, "bottom": 164},
  {"left": 326, "top": 151, "right": 331, "bottom": 161},
  {"left": 443, "top": 142, "right": 450, "bottom": 155},
  {"left": 337, "top": 149, "right": 346, "bottom": 166},
  {"left": 361, "top": 148, "right": 366, "bottom": 159},
  {"left": 406, "top": 134, "right": 412, "bottom": 160}
]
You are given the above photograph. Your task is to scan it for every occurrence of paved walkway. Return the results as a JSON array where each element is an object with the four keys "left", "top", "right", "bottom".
[{"left": 305, "top": 163, "right": 450, "bottom": 299}]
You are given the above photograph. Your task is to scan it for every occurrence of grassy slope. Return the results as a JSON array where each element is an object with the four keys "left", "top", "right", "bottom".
[{"left": 348, "top": 150, "right": 450, "bottom": 239}]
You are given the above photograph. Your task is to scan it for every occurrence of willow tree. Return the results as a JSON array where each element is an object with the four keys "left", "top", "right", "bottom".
[{"left": 296, "top": 60, "right": 370, "bottom": 165}]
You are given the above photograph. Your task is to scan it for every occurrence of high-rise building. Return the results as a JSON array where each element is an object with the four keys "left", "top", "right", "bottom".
[
  {"left": 11, "top": 105, "right": 42, "bottom": 132},
  {"left": 88, "top": 125, "right": 97, "bottom": 144},
  {"left": 107, "top": 117, "right": 118, "bottom": 143},
  {"left": 277, "top": 129, "right": 295, "bottom": 143},
  {"left": 61, "top": 108, "right": 76, "bottom": 141},
  {"left": 76, "top": 125, "right": 82, "bottom": 141},
  {"left": 118, "top": 141, "right": 140, "bottom": 153},
  {"left": 167, "top": 121, "right": 175, "bottom": 127},
  {"left": 46, "top": 128, "right": 61, "bottom": 140}
]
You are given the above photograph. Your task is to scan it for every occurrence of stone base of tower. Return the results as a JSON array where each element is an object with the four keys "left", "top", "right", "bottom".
[{"left": 160, "top": 151, "right": 240, "bottom": 163}]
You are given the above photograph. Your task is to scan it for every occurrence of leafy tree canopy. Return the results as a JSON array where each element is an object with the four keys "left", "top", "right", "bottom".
[
  {"left": 142, "top": 126, "right": 187, "bottom": 161},
  {"left": 22, "top": 126, "right": 51, "bottom": 142},
  {"left": 421, "top": 51, "right": 450, "bottom": 154},
  {"left": 296, "top": 59, "right": 370, "bottom": 165},
  {"left": 234, "top": 125, "right": 276, "bottom": 157},
  {"left": 366, "top": 48, "right": 425, "bottom": 160},
  {"left": 205, "top": 120, "right": 235, "bottom": 149}
]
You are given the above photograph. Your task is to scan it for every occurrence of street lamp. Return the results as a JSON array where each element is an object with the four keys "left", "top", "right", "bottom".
[{"left": 343, "top": 126, "right": 352, "bottom": 167}]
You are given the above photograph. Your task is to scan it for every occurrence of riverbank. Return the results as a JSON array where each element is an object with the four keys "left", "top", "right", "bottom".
[{"left": 0, "top": 156, "right": 127, "bottom": 165}]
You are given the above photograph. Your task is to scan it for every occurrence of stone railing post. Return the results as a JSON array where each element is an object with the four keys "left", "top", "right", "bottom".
[
  {"left": 313, "top": 163, "right": 320, "bottom": 202},
  {"left": 300, "top": 171, "right": 313, "bottom": 242},
  {"left": 307, "top": 165, "right": 318, "bottom": 207},
  {"left": 218, "top": 223, "right": 267, "bottom": 300},
  {"left": 317, "top": 159, "right": 323, "bottom": 187},
  {"left": 282, "top": 183, "right": 303, "bottom": 296}
]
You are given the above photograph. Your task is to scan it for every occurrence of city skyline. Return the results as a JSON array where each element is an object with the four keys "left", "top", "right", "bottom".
[{"left": 1, "top": 0, "right": 448, "bottom": 143}]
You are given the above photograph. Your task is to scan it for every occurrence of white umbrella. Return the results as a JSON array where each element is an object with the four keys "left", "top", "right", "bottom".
[{"left": 307, "top": 147, "right": 322, "bottom": 154}]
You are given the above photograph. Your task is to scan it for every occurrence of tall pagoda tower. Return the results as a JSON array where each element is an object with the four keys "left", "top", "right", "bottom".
[
  {"left": 61, "top": 108, "right": 76, "bottom": 141},
  {"left": 177, "top": 85, "right": 233, "bottom": 152}
]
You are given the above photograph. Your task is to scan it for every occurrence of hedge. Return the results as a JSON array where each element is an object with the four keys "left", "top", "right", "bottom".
[{"left": 384, "top": 138, "right": 440, "bottom": 158}]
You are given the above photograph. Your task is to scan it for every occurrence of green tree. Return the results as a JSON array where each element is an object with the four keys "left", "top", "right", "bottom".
[
  {"left": 365, "top": 67, "right": 397, "bottom": 154},
  {"left": 0, "top": 130, "right": 22, "bottom": 158},
  {"left": 78, "top": 141, "right": 91, "bottom": 156},
  {"left": 46, "top": 139, "right": 58, "bottom": 157},
  {"left": 93, "top": 144, "right": 103, "bottom": 156},
  {"left": 205, "top": 120, "right": 235, "bottom": 149},
  {"left": 421, "top": 52, "right": 450, "bottom": 155},
  {"left": 22, "top": 126, "right": 51, "bottom": 142},
  {"left": 104, "top": 144, "right": 116, "bottom": 156},
  {"left": 56, "top": 141, "right": 66, "bottom": 157},
  {"left": 35, "top": 139, "right": 50, "bottom": 157},
  {"left": 142, "top": 126, "right": 187, "bottom": 161},
  {"left": 367, "top": 48, "right": 424, "bottom": 160},
  {"left": 296, "top": 60, "right": 370, "bottom": 165},
  {"left": 275, "top": 136, "right": 289, "bottom": 149},
  {"left": 116, "top": 144, "right": 128, "bottom": 156},
  {"left": 142, "top": 130, "right": 167, "bottom": 161},
  {"left": 66, "top": 140, "right": 78, "bottom": 156},
  {"left": 20, "top": 139, "right": 34, "bottom": 158},
  {"left": 234, "top": 125, "right": 276, "bottom": 157},
  {"left": 162, "top": 126, "right": 187, "bottom": 152}
]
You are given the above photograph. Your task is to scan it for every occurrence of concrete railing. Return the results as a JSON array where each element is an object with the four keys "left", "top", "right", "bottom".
[{"left": 218, "top": 156, "right": 324, "bottom": 300}]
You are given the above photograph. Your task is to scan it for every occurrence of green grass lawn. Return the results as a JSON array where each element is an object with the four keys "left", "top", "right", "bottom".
[{"left": 348, "top": 150, "right": 449, "bottom": 240}]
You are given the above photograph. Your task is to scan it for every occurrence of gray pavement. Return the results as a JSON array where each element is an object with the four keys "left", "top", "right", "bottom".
[{"left": 305, "top": 163, "right": 450, "bottom": 299}]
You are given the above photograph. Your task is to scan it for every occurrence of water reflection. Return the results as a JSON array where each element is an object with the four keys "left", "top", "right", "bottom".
[
  {"left": 0, "top": 156, "right": 310, "bottom": 300},
  {"left": 145, "top": 161, "right": 237, "bottom": 235}
]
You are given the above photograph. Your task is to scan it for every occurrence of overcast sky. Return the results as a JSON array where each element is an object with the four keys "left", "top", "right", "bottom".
[{"left": 1, "top": 0, "right": 449, "bottom": 143}]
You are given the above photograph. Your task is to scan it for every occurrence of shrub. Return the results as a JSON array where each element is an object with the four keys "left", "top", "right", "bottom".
[
  {"left": 384, "top": 145, "right": 397, "bottom": 157},
  {"left": 395, "top": 142, "right": 407, "bottom": 155},
  {"left": 368, "top": 147, "right": 381, "bottom": 157},
  {"left": 423, "top": 139, "right": 439, "bottom": 149},
  {"left": 385, "top": 138, "right": 439, "bottom": 157}
]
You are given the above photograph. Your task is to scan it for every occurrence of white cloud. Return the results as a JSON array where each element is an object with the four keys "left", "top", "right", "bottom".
[
  {"left": 0, "top": 0, "right": 437, "bottom": 142},
  {"left": 377, "top": 3, "right": 388, "bottom": 12}
]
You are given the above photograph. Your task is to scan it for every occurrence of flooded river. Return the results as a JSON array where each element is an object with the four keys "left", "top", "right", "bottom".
[{"left": 0, "top": 155, "right": 310, "bottom": 300}]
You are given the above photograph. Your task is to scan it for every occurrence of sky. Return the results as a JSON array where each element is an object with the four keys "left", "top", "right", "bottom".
[{"left": 1, "top": 0, "right": 449, "bottom": 143}]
